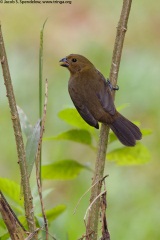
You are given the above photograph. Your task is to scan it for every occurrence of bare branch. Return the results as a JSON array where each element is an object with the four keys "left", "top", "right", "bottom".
[
  {"left": 0, "top": 191, "right": 27, "bottom": 240},
  {"left": 0, "top": 24, "right": 37, "bottom": 237},
  {"left": 100, "top": 184, "right": 110, "bottom": 240},
  {"left": 35, "top": 79, "right": 49, "bottom": 240},
  {"left": 85, "top": 1, "right": 133, "bottom": 239}
]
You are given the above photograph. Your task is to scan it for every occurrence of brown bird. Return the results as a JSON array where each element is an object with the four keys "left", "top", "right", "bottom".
[{"left": 60, "top": 54, "right": 142, "bottom": 146}]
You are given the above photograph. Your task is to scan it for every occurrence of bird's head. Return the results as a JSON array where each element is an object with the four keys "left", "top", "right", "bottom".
[{"left": 59, "top": 54, "right": 94, "bottom": 74}]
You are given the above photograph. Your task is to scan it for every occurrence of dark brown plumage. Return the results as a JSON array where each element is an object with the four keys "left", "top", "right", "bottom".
[{"left": 60, "top": 54, "right": 142, "bottom": 146}]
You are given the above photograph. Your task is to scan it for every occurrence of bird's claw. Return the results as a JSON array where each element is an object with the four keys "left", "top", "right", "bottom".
[{"left": 107, "top": 79, "right": 119, "bottom": 91}]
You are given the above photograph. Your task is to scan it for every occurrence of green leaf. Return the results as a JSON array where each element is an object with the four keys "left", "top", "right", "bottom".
[
  {"left": 44, "top": 129, "right": 92, "bottom": 146},
  {"left": 0, "top": 218, "right": 7, "bottom": 229},
  {"left": 0, "top": 178, "right": 23, "bottom": 206},
  {"left": 107, "top": 143, "right": 151, "bottom": 165},
  {"left": 18, "top": 215, "right": 27, "bottom": 229},
  {"left": 45, "top": 205, "right": 66, "bottom": 222},
  {"left": 35, "top": 216, "right": 44, "bottom": 228},
  {"left": 39, "top": 205, "right": 66, "bottom": 222},
  {"left": 141, "top": 128, "right": 152, "bottom": 136},
  {"left": 0, "top": 232, "right": 10, "bottom": 240},
  {"left": 42, "top": 159, "right": 90, "bottom": 180},
  {"left": 26, "top": 120, "right": 41, "bottom": 177},
  {"left": 17, "top": 106, "right": 33, "bottom": 138},
  {"left": 58, "top": 108, "right": 94, "bottom": 131},
  {"left": 0, "top": 178, "right": 24, "bottom": 213}
]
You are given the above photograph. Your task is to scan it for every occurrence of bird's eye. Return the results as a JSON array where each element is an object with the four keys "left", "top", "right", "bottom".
[{"left": 72, "top": 58, "right": 77, "bottom": 62}]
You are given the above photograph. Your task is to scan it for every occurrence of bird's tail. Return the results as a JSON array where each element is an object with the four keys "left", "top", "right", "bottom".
[{"left": 110, "top": 114, "right": 142, "bottom": 146}]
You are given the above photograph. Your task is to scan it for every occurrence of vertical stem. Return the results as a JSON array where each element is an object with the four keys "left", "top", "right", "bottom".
[
  {"left": 36, "top": 79, "right": 49, "bottom": 240},
  {"left": 39, "top": 26, "right": 43, "bottom": 120},
  {"left": 86, "top": 125, "right": 109, "bottom": 240},
  {"left": 85, "top": 1, "right": 132, "bottom": 239},
  {"left": 39, "top": 18, "right": 47, "bottom": 182},
  {"left": 38, "top": 20, "right": 48, "bottom": 239},
  {"left": 0, "top": 24, "right": 37, "bottom": 237},
  {"left": 110, "top": 0, "right": 132, "bottom": 98}
]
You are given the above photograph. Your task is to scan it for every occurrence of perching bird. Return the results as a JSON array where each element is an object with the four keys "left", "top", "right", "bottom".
[{"left": 59, "top": 54, "right": 142, "bottom": 146}]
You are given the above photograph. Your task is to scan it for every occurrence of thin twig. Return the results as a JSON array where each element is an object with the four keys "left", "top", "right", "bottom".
[
  {"left": 84, "top": 190, "right": 107, "bottom": 225},
  {"left": 85, "top": 1, "right": 133, "bottom": 239},
  {"left": 109, "top": 0, "right": 132, "bottom": 99},
  {"left": 78, "top": 231, "right": 94, "bottom": 240},
  {"left": 74, "top": 175, "right": 108, "bottom": 215},
  {"left": 100, "top": 182, "right": 110, "bottom": 240},
  {"left": 25, "top": 225, "right": 57, "bottom": 240},
  {"left": 39, "top": 18, "right": 48, "bottom": 183},
  {"left": 0, "top": 24, "right": 37, "bottom": 237},
  {"left": 35, "top": 79, "right": 49, "bottom": 240},
  {"left": 41, "top": 228, "right": 57, "bottom": 240},
  {"left": 25, "top": 229, "right": 41, "bottom": 240}
]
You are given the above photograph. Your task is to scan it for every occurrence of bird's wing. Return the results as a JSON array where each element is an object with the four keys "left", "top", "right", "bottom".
[
  {"left": 68, "top": 86, "right": 99, "bottom": 129},
  {"left": 96, "top": 70, "right": 116, "bottom": 116},
  {"left": 75, "top": 104, "right": 99, "bottom": 129}
]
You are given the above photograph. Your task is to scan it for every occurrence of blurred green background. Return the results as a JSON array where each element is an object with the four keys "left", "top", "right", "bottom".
[{"left": 0, "top": 0, "right": 160, "bottom": 239}]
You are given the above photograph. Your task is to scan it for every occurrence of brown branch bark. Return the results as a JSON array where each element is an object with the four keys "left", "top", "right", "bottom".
[
  {"left": 0, "top": 24, "right": 37, "bottom": 238},
  {"left": 85, "top": 1, "right": 132, "bottom": 239},
  {"left": 35, "top": 79, "right": 49, "bottom": 240},
  {"left": 0, "top": 191, "right": 27, "bottom": 240}
]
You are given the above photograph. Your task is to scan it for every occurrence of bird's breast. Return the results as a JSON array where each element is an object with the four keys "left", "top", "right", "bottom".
[{"left": 68, "top": 71, "right": 114, "bottom": 123}]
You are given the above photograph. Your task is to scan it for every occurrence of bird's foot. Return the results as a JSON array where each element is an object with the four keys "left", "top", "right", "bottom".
[{"left": 107, "top": 79, "right": 119, "bottom": 91}]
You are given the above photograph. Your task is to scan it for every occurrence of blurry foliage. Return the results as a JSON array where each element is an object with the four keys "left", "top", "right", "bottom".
[
  {"left": 45, "top": 129, "right": 92, "bottom": 146},
  {"left": 49, "top": 107, "right": 151, "bottom": 165},
  {"left": 0, "top": 106, "right": 151, "bottom": 238},
  {"left": 42, "top": 159, "right": 91, "bottom": 180},
  {"left": 0, "top": 177, "right": 66, "bottom": 237},
  {"left": 0, "top": 0, "right": 160, "bottom": 239}
]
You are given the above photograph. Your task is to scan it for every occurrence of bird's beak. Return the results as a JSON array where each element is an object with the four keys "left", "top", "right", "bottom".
[{"left": 59, "top": 57, "right": 69, "bottom": 67}]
